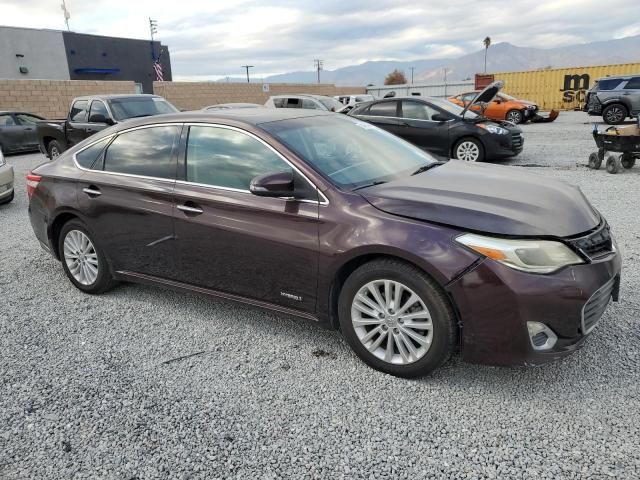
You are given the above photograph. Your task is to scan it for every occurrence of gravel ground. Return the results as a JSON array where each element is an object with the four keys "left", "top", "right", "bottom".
[{"left": 1, "top": 111, "right": 639, "bottom": 479}]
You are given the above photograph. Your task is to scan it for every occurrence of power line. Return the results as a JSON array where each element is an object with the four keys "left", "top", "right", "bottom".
[{"left": 241, "top": 65, "right": 254, "bottom": 83}]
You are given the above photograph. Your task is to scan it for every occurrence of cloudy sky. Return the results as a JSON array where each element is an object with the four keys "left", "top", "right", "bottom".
[{"left": 3, "top": 0, "right": 640, "bottom": 80}]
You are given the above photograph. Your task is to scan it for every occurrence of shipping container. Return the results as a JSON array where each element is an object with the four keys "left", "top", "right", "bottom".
[{"left": 493, "top": 63, "right": 640, "bottom": 111}]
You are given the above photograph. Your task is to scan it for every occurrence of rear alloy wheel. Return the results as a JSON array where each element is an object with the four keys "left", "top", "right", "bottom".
[
  {"left": 338, "top": 259, "right": 456, "bottom": 378},
  {"left": 47, "top": 140, "right": 62, "bottom": 159},
  {"left": 602, "top": 104, "right": 627, "bottom": 125},
  {"left": 506, "top": 109, "right": 524, "bottom": 124},
  {"left": 59, "top": 220, "right": 116, "bottom": 294},
  {"left": 453, "top": 137, "right": 484, "bottom": 162}
]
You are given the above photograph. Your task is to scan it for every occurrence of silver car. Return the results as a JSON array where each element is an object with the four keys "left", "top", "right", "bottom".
[
  {"left": 0, "top": 148, "right": 14, "bottom": 204},
  {"left": 585, "top": 74, "right": 640, "bottom": 125}
]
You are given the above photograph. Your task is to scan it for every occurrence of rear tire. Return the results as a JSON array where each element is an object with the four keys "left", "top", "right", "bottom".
[
  {"left": 505, "top": 109, "right": 524, "bottom": 124},
  {"left": 602, "top": 104, "right": 627, "bottom": 125},
  {"left": 338, "top": 259, "right": 457, "bottom": 378},
  {"left": 58, "top": 219, "right": 116, "bottom": 294},
  {"left": 453, "top": 137, "right": 485, "bottom": 162},
  {"left": 47, "top": 140, "right": 62, "bottom": 159}
]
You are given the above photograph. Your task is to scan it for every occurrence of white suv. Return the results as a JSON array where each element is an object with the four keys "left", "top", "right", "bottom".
[{"left": 264, "top": 95, "right": 346, "bottom": 112}]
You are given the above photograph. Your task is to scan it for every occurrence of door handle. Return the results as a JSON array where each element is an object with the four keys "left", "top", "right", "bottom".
[
  {"left": 82, "top": 186, "right": 101, "bottom": 197},
  {"left": 177, "top": 203, "right": 203, "bottom": 215}
]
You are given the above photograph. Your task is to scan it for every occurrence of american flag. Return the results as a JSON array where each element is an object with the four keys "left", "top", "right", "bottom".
[{"left": 153, "top": 60, "right": 164, "bottom": 81}]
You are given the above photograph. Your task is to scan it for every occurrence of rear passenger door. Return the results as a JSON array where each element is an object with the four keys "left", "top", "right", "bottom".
[
  {"left": 67, "top": 100, "right": 90, "bottom": 147},
  {"left": 15, "top": 114, "right": 42, "bottom": 149},
  {"left": 77, "top": 125, "right": 181, "bottom": 278}
]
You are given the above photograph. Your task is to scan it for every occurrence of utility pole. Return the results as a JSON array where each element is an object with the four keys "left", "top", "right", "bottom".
[
  {"left": 443, "top": 68, "right": 450, "bottom": 96},
  {"left": 314, "top": 59, "right": 323, "bottom": 84},
  {"left": 61, "top": 0, "right": 71, "bottom": 31},
  {"left": 241, "top": 65, "right": 254, "bottom": 83},
  {"left": 409, "top": 66, "right": 415, "bottom": 84}
]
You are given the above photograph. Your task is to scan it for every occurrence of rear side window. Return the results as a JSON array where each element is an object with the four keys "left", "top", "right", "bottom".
[
  {"left": 624, "top": 77, "right": 640, "bottom": 90},
  {"left": 0, "top": 114, "right": 16, "bottom": 126},
  {"left": 272, "top": 98, "right": 285, "bottom": 108},
  {"left": 368, "top": 101, "right": 398, "bottom": 117},
  {"left": 70, "top": 101, "right": 88, "bottom": 122},
  {"left": 103, "top": 126, "right": 179, "bottom": 178},
  {"left": 185, "top": 126, "right": 291, "bottom": 190},
  {"left": 285, "top": 98, "right": 301, "bottom": 108},
  {"left": 597, "top": 79, "right": 623, "bottom": 91},
  {"left": 76, "top": 137, "right": 111, "bottom": 169}
]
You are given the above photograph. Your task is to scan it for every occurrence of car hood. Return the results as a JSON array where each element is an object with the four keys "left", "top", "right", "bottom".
[{"left": 359, "top": 162, "right": 600, "bottom": 237}]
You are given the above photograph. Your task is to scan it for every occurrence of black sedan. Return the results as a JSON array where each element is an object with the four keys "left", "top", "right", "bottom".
[
  {"left": 0, "top": 111, "right": 44, "bottom": 154},
  {"left": 348, "top": 84, "right": 523, "bottom": 162}
]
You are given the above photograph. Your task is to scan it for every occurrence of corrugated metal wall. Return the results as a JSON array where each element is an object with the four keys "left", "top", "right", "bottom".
[
  {"left": 494, "top": 63, "right": 640, "bottom": 111},
  {"left": 367, "top": 81, "right": 474, "bottom": 99}
]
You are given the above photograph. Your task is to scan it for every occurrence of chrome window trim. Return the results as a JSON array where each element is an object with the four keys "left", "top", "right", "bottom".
[
  {"left": 358, "top": 114, "right": 453, "bottom": 124},
  {"left": 72, "top": 122, "right": 329, "bottom": 205}
]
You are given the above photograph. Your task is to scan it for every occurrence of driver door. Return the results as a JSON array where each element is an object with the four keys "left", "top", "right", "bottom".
[{"left": 172, "top": 125, "right": 321, "bottom": 313}]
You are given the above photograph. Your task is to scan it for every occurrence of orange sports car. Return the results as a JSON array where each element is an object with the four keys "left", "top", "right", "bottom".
[{"left": 449, "top": 91, "right": 543, "bottom": 124}]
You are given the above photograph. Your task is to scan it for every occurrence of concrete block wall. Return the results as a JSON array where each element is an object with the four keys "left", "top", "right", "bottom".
[
  {"left": 153, "top": 82, "right": 367, "bottom": 111},
  {"left": 0, "top": 80, "right": 137, "bottom": 118}
]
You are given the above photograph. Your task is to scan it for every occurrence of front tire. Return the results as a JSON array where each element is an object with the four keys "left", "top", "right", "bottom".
[
  {"left": 506, "top": 109, "right": 524, "bottom": 124},
  {"left": 338, "top": 259, "right": 457, "bottom": 378},
  {"left": 58, "top": 219, "right": 116, "bottom": 294},
  {"left": 602, "top": 104, "right": 627, "bottom": 125},
  {"left": 453, "top": 137, "right": 484, "bottom": 162}
]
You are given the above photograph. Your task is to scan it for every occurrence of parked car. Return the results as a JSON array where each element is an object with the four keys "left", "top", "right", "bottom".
[
  {"left": 27, "top": 108, "right": 620, "bottom": 377},
  {"left": 449, "top": 91, "right": 540, "bottom": 124},
  {"left": 349, "top": 82, "right": 523, "bottom": 162},
  {"left": 203, "top": 103, "right": 264, "bottom": 110},
  {"left": 37, "top": 94, "right": 178, "bottom": 159},
  {"left": 585, "top": 74, "right": 640, "bottom": 125},
  {"left": 265, "top": 94, "right": 347, "bottom": 112},
  {"left": 0, "top": 111, "right": 45, "bottom": 154},
  {"left": 0, "top": 148, "right": 14, "bottom": 204}
]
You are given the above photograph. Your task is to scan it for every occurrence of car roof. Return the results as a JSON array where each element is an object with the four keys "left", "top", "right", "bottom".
[
  {"left": 72, "top": 94, "right": 164, "bottom": 101},
  {"left": 596, "top": 74, "right": 640, "bottom": 81},
  {"left": 269, "top": 94, "right": 334, "bottom": 99},
  {"left": 106, "top": 108, "right": 334, "bottom": 131}
]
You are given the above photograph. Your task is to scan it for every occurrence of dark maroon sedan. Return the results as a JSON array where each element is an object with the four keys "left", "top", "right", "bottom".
[{"left": 27, "top": 109, "right": 621, "bottom": 377}]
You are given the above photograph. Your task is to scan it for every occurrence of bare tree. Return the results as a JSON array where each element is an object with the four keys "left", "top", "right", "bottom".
[
  {"left": 384, "top": 69, "right": 408, "bottom": 85},
  {"left": 483, "top": 36, "right": 491, "bottom": 73}
]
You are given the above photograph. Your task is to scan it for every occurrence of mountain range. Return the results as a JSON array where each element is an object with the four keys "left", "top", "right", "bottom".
[{"left": 223, "top": 34, "right": 640, "bottom": 86}]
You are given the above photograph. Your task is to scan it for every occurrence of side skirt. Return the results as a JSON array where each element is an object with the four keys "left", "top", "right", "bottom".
[{"left": 115, "top": 270, "right": 320, "bottom": 322}]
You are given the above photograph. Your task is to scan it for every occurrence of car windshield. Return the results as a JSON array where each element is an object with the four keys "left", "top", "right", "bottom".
[
  {"left": 428, "top": 98, "right": 478, "bottom": 118},
  {"left": 316, "top": 96, "right": 345, "bottom": 111},
  {"left": 108, "top": 97, "right": 178, "bottom": 120},
  {"left": 261, "top": 115, "right": 437, "bottom": 189}
]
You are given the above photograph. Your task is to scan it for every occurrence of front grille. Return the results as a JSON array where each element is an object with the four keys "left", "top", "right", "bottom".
[
  {"left": 511, "top": 133, "right": 523, "bottom": 151},
  {"left": 582, "top": 276, "right": 617, "bottom": 334},
  {"left": 567, "top": 223, "right": 613, "bottom": 260}
]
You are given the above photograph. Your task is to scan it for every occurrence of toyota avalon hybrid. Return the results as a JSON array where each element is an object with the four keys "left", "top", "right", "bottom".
[{"left": 27, "top": 109, "right": 620, "bottom": 377}]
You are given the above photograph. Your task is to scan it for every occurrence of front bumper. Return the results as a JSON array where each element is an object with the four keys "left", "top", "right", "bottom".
[
  {"left": 0, "top": 165, "right": 14, "bottom": 199},
  {"left": 446, "top": 250, "right": 621, "bottom": 367},
  {"left": 484, "top": 131, "right": 524, "bottom": 158}
]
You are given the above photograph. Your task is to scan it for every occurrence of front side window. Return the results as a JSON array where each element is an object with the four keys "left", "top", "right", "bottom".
[
  {"left": 368, "top": 101, "right": 398, "bottom": 117},
  {"left": 402, "top": 101, "right": 437, "bottom": 120},
  {"left": 186, "top": 126, "right": 291, "bottom": 190},
  {"left": 103, "top": 126, "right": 179, "bottom": 178},
  {"left": 70, "top": 101, "right": 88, "bottom": 122},
  {"left": 302, "top": 99, "right": 320, "bottom": 110},
  {"left": 16, "top": 114, "right": 43, "bottom": 125},
  {"left": 624, "top": 77, "right": 640, "bottom": 90},
  {"left": 89, "top": 101, "right": 109, "bottom": 122},
  {"left": 262, "top": 115, "right": 437, "bottom": 189}
]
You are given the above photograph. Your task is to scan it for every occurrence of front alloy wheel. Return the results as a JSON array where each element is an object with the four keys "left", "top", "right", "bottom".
[
  {"left": 602, "top": 104, "right": 626, "bottom": 125},
  {"left": 351, "top": 280, "right": 433, "bottom": 365},
  {"left": 454, "top": 138, "right": 483, "bottom": 162},
  {"left": 339, "top": 259, "right": 457, "bottom": 378}
]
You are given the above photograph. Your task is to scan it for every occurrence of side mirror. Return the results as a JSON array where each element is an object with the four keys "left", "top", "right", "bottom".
[
  {"left": 89, "top": 113, "right": 113, "bottom": 125},
  {"left": 250, "top": 171, "right": 295, "bottom": 198},
  {"left": 494, "top": 99, "right": 502, "bottom": 104},
  {"left": 431, "top": 113, "right": 450, "bottom": 122}
]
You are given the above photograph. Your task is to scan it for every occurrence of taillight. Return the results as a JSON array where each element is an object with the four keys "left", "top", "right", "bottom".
[{"left": 26, "top": 173, "right": 42, "bottom": 200}]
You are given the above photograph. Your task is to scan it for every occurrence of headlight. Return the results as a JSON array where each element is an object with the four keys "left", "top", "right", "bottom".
[
  {"left": 526, "top": 105, "right": 537, "bottom": 110},
  {"left": 456, "top": 233, "right": 584, "bottom": 274},
  {"left": 478, "top": 123, "right": 508, "bottom": 135}
]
